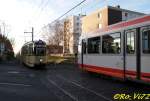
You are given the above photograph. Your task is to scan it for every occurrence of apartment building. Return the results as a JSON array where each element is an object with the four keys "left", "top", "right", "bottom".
[
  {"left": 63, "top": 15, "right": 83, "bottom": 54},
  {"left": 82, "top": 5, "right": 145, "bottom": 35}
]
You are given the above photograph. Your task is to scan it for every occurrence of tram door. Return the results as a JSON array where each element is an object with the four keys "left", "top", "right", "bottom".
[
  {"left": 140, "top": 26, "right": 150, "bottom": 81},
  {"left": 125, "top": 29, "right": 138, "bottom": 79}
]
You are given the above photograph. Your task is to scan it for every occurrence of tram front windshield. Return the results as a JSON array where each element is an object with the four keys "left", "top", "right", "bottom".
[{"left": 35, "top": 46, "right": 46, "bottom": 56}]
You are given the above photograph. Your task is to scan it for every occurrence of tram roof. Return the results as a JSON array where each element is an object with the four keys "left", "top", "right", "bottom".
[
  {"left": 82, "top": 14, "right": 150, "bottom": 39},
  {"left": 23, "top": 40, "right": 46, "bottom": 46}
]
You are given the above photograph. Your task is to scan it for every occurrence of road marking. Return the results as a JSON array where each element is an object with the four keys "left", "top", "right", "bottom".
[
  {"left": 7, "top": 71, "right": 20, "bottom": 74},
  {"left": 7, "top": 71, "right": 35, "bottom": 77},
  {"left": 0, "top": 82, "right": 32, "bottom": 87},
  {"left": 46, "top": 76, "right": 78, "bottom": 101},
  {"left": 57, "top": 75, "right": 113, "bottom": 101}
]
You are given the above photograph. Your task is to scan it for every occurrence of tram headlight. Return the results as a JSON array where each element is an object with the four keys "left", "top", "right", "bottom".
[{"left": 40, "top": 59, "right": 43, "bottom": 62}]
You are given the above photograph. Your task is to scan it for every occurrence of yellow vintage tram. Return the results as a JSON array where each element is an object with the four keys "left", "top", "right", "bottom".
[{"left": 21, "top": 40, "right": 47, "bottom": 67}]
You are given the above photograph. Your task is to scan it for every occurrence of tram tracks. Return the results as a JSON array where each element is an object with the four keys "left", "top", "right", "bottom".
[
  {"left": 45, "top": 73, "right": 113, "bottom": 101},
  {"left": 47, "top": 77, "right": 78, "bottom": 101},
  {"left": 56, "top": 75, "right": 112, "bottom": 101}
]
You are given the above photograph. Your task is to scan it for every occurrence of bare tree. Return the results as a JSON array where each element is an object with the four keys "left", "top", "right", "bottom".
[
  {"left": 0, "top": 21, "right": 11, "bottom": 37},
  {"left": 0, "top": 21, "right": 14, "bottom": 50},
  {"left": 42, "top": 20, "right": 64, "bottom": 45},
  {"left": 9, "top": 38, "right": 15, "bottom": 48},
  {"left": 0, "top": 21, "right": 14, "bottom": 58},
  {"left": 52, "top": 21, "right": 64, "bottom": 45}
]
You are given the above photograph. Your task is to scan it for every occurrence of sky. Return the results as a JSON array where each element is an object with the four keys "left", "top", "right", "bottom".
[{"left": 0, "top": 0, "right": 149, "bottom": 54}]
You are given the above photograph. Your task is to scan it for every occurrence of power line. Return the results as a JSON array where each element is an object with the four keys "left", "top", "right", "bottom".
[
  {"left": 51, "top": 0, "right": 86, "bottom": 24},
  {"left": 36, "top": 0, "right": 50, "bottom": 21},
  {"left": 26, "top": 0, "right": 49, "bottom": 30},
  {"left": 30, "top": 0, "right": 50, "bottom": 39},
  {"left": 71, "top": 0, "right": 105, "bottom": 17},
  {"left": 82, "top": 0, "right": 106, "bottom": 15},
  {"left": 38, "top": 0, "right": 87, "bottom": 35}
]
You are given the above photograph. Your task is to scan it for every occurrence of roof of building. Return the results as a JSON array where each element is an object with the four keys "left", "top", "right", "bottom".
[
  {"left": 108, "top": 5, "right": 145, "bottom": 15},
  {"left": 83, "top": 5, "right": 145, "bottom": 18},
  {"left": 82, "top": 15, "right": 150, "bottom": 38}
]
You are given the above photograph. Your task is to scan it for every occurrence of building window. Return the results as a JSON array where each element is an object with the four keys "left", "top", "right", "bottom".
[
  {"left": 102, "top": 33, "right": 121, "bottom": 54},
  {"left": 126, "top": 31, "right": 135, "bottom": 54},
  {"left": 88, "top": 37, "right": 100, "bottom": 54},
  {"left": 76, "top": 28, "right": 79, "bottom": 31},
  {"left": 142, "top": 29, "right": 150, "bottom": 54},
  {"left": 98, "top": 13, "right": 101, "bottom": 18},
  {"left": 76, "top": 22, "right": 79, "bottom": 26},
  {"left": 98, "top": 24, "right": 102, "bottom": 29},
  {"left": 125, "top": 12, "right": 128, "bottom": 17}
]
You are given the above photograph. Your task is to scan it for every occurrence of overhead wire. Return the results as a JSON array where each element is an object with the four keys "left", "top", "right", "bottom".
[
  {"left": 24, "top": 0, "right": 50, "bottom": 42},
  {"left": 38, "top": 0, "right": 88, "bottom": 36},
  {"left": 50, "top": 0, "right": 86, "bottom": 24},
  {"left": 36, "top": 0, "right": 107, "bottom": 40}
]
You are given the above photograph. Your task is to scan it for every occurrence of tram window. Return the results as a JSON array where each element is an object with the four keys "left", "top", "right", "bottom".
[
  {"left": 28, "top": 47, "right": 32, "bottom": 55},
  {"left": 126, "top": 31, "right": 135, "bottom": 54},
  {"left": 35, "top": 47, "right": 46, "bottom": 56},
  {"left": 22, "top": 46, "right": 28, "bottom": 55},
  {"left": 88, "top": 37, "right": 100, "bottom": 54},
  {"left": 102, "top": 33, "right": 121, "bottom": 54},
  {"left": 82, "top": 40, "right": 86, "bottom": 54},
  {"left": 28, "top": 44, "right": 33, "bottom": 55},
  {"left": 22, "top": 47, "right": 26, "bottom": 55},
  {"left": 26, "top": 46, "right": 29, "bottom": 55},
  {"left": 142, "top": 29, "right": 150, "bottom": 54}
]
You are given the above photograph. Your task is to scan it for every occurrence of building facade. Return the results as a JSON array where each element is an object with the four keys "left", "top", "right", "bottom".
[
  {"left": 82, "top": 5, "right": 145, "bottom": 34},
  {"left": 63, "top": 15, "right": 83, "bottom": 54},
  {"left": 0, "top": 34, "right": 14, "bottom": 60},
  {"left": 0, "top": 42, "right": 5, "bottom": 56},
  {"left": 47, "top": 45, "right": 63, "bottom": 55}
]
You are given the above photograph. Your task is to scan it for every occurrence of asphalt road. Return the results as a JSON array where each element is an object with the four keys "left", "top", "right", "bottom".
[{"left": 0, "top": 61, "right": 149, "bottom": 101}]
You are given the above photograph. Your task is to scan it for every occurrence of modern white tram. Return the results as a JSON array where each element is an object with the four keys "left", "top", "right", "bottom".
[{"left": 78, "top": 15, "right": 150, "bottom": 83}]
